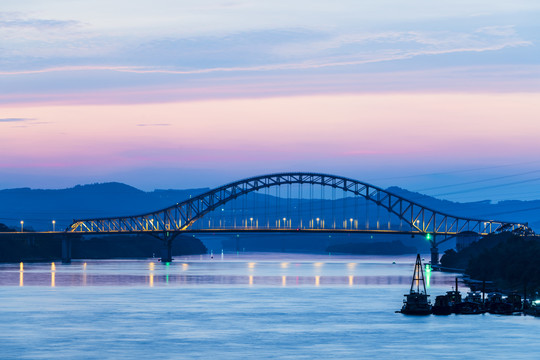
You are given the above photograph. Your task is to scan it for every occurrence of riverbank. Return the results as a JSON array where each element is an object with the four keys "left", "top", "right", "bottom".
[
  {"left": 0, "top": 223, "right": 207, "bottom": 262},
  {"left": 440, "top": 232, "right": 540, "bottom": 296}
]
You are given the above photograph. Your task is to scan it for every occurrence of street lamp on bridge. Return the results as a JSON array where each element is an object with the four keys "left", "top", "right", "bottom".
[
  {"left": 20, "top": 220, "right": 24, "bottom": 232},
  {"left": 52, "top": 220, "right": 56, "bottom": 232}
]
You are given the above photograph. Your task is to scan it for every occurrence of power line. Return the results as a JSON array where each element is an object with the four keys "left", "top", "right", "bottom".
[
  {"left": 432, "top": 177, "right": 540, "bottom": 197},
  {"left": 413, "top": 169, "right": 540, "bottom": 193},
  {"left": 366, "top": 159, "right": 540, "bottom": 183}
]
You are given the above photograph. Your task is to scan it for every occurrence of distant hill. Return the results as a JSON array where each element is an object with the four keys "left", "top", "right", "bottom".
[
  {"left": 0, "top": 183, "right": 209, "bottom": 231},
  {"left": 386, "top": 187, "right": 540, "bottom": 230}
]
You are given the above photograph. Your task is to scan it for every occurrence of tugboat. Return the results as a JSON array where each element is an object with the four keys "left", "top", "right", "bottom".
[
  {"left": 432, "top": 295, "right": 453, "bottom": 315},
  {"left": 486, "top": 293, "right": 514, "bottom": 315},
  {"left": 454, "top": 291, "right": 486, "bottom": 314},
  {"left": 506, "top": 293, "right": 523, "bottom": 313},
  {"left": 524, "top": 299, "right": 540, "bottom": 317},
  {"left": 433, "top": 278, "right": 462, "bottom": 315},
  {"left": 400, "top": 254, "right": 432, "bottom": 315}
]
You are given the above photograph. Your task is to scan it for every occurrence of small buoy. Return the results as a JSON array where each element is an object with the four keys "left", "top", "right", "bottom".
[{"left": 392, "top": 261, "right": 396, "bottom": 264}]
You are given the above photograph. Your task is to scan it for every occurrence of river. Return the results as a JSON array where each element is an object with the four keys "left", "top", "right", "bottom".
[{"left": 1, "top": 253, "right": 539, "bottom": 359}]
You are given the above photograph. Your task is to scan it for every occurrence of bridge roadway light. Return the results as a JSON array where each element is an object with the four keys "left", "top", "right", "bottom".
[
  {"left": 250, "top": 217, "right": 253, "bottom": 228},
  {"left": 350, "top": 218, "right": 353, "bottom": 229},
  {"left": 52, "top": 220, "right": 56, "bottom": 232},
  {"left": 316, "top": 218, "right": 320, "bottom": 228},
  {"left": 20, "top": 220, "right": 24, "bottom": 232},
  {"left": 283, "top": 217, "right": 286, "bottom": 228}
]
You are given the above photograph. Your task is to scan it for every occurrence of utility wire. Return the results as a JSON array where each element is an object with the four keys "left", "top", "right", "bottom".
[
  {"left": 413, "top": 169, "right": 540, "bottom": 193},
  {"left": 432, "top": 177, "right": 540, "bottom": 197}
]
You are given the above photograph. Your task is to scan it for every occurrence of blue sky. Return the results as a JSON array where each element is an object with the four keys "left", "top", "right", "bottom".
[{"left": 1, "top": 1, "right": 540, "bottom": 202}]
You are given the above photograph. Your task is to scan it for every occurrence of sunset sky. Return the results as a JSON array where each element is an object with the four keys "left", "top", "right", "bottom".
[{"left": 1, "top": 1, "right": 540, "bottom": 202}]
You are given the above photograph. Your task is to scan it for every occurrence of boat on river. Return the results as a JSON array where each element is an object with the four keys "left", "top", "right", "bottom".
[
  {"left": 487, "top": 292, "right": 522, "bottom": 315},
  {"left": 454, "top": 291, "right": 486, "bottom": 314},
  {"left": 400, "top": 254, "right": 432, "bottom": 315},
  {"left": 524, "top": 299, "right": 540, "bottom": 316},
  {"left": 432, "top": 278, "right": 462, "bottom": 315}
]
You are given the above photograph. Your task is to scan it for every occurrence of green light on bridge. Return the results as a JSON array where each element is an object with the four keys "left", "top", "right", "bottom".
[{"left": 426, "top": 233, "right": 432, "bottom": 241}]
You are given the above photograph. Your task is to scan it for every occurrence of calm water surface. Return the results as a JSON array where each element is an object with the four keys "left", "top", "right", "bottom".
[{"left": 1, "top": 253, "right": 539, "bottom": 359}]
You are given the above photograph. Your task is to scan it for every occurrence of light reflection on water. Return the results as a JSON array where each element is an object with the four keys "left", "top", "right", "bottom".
[
  {"left": 2, "top": 253, "right": 445, "bottom": 288},
  {"left": 2, "top": 253, "right": 540, "bottom": 359}
]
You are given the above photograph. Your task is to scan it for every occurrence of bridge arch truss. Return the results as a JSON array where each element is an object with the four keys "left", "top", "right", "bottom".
[{"left": 67, "top": 172, "right": 530, "bottom": 236}]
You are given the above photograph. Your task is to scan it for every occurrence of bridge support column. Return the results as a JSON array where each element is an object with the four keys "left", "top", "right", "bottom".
[
  {"left": 160, "top": 232, "right": 178, "bottom": 263},
  {"left": 61, "top": 237, "right": 72, "bottom": 264},
  {"left": 161, "top": 239, "right": 173, "bottom": 263},
  {"left": 430, "top": 245, "right": 439, "bottom": 266}
]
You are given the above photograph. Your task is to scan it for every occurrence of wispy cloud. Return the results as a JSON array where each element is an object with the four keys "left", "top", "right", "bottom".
[
  {"left": 0, "top": 18, "right": 79, "bottom": 30},
  {"left": 0, "top": 117, "right": 34, "bottom": 123},
  {"left": 0, "top": 12, "right": 80, "bottom": 30},
  {"left": 0, "top": 38, "right": 530, "bottom": 77}
]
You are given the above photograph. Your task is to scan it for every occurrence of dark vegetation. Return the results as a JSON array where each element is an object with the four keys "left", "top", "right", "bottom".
[
  {"left": 326, "top": 240, "right": 416, "bottom": 255},
  {"left": 219, "top": 233, "right": 426, "bottom": 253},
  {"left": 440, "top": 232, "right": 540, "bottom": 292},
  {"left": 72, "top": 235, "right": 207, "bottom": 259},
  {"left": 0, "top": 225, "right": 65, "bottom": 262},
  {"left": 0, "top": 223, "right": 207, "bottom": 262}
]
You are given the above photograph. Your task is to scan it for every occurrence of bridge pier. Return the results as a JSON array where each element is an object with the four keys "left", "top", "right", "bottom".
[
  {"left": 61, "top": 237, "right": 72, "bottom": 264},
  {"left": 430, "top": 245, "right": 439, "bottom": 266},
  {"left": 159, "top": 232, "right": 178, "bottom": 263},
  {"left": 162, "top": 239, "right": 173, "bottom": 263}
]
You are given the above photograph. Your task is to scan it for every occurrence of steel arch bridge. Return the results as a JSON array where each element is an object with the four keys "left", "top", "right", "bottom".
[{"left": 67, "top": 172, "right": 532, "bottom": 263}]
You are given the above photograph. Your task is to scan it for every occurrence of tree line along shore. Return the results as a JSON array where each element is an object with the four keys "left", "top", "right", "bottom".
[
  {"left": 0, "top": 223, "right": 207, "bottom": 262},
  {"left": 440, "top": 232, "right": 540, "bottom": 295}
]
